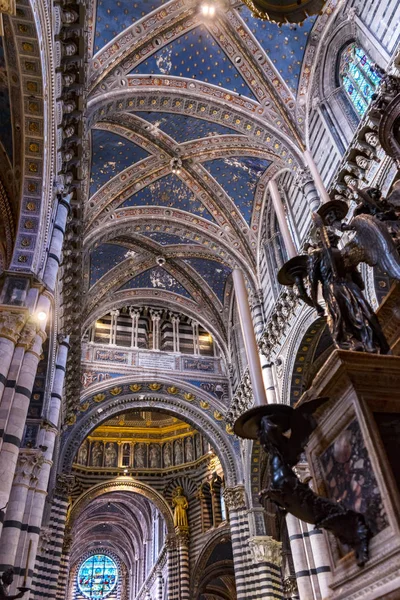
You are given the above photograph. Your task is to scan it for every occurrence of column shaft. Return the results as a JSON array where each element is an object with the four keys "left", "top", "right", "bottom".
[
  {"left": 286, "top": 514, "right": 316, "bottom": 600},
  {"left": 304, "top": 150, "right": 331, "bottom": 204},
  {"left": 268, "top": 180, "right": 297, "bottom": 259},
  {"left": 232, "top": 270, "right": 268, "bottom": 408}
]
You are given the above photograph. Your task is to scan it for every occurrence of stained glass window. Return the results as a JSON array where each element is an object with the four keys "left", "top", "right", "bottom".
[
  {"left": 77, "top": 554, "right": 118, "bottom": 599},
  {"left": 339, "top": 43, "right": 382, "bottom": 117}
]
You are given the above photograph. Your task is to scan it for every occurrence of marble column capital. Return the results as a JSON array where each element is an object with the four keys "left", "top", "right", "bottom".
[
  {"left": 0, "top": 308, "right": 28, "bottom": 344},
  {"left": 223, "top": 485, "right": 247, "bottom": 511},
  {"left": 248, "top": 535, "right": 282, "bottom": 567},
  {"left": 16, "top": 317, "right": 39, "bottom": 350},
  {"left": 55, "top": 473, "right": 75, "bottom": 497},
  {"left": 14, "top": 449, "right": 45, "bottom": 485}
]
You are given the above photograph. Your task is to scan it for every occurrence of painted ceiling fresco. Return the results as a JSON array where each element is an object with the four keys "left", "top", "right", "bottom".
[
  {"left": 119, "top": 267, "right": 193, "bottom": 299},
  {"left": 121, "top": 173, "right": 215, "bottom": 220},
  {"left": 237, "top": 6, "right": 316, "bottom": 93},
  {"left": 84, "top": 0, "right": 326, "bottom": 338},
  {"left": 90, "top": 242, "right": 132, "bottom": 286},
  {"left": 0, "top": 38, "right": 13, "bottom": 163},
  {"left": 184, "top": 258, "right": 232, "bottom": 303},
  {"left": 130, "top": 26, "right": 257, "bottom": 100},
  {"left": 90, "top": 129, "right": 149, "bottom": 196},
  {"left": 93, "top": 0, "right": 167, "bottom": 53},
  {"left": 134, "top": 112, "right": 240, "bottom": 143},
  {"left": 139, "top": 231, "right": 199, "bottom": 246},
  {"left": 204, "top": 157, "right": 271, "bottom": 224}
]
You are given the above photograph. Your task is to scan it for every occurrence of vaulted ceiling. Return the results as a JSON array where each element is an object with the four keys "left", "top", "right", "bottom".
[{"left": 83, "top": 0, "right": 331, "bottom": 342}]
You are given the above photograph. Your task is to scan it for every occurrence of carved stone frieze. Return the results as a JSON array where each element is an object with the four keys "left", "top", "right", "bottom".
[{"left": 248, "top": 536, "right": 283, "bottom": 567}]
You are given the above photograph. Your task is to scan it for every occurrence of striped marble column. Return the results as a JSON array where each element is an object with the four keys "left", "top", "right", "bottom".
[
  {"left": 166, "top": 536, "right": 180, "bottom": 600},
  {"left": 30, "top": 475, "right": 75, "bottom": 600},
  {"left": 43, "top": 191, "right": 72, "bottom": 292},
  {"left": 305, "top": 522, "right": 332, "bottom": 598},
  {"left": 286, "top": 514, "right": 316, "bottom": 600},
  {"left": 177, "top": 531, "right": 190, "bottom": 600},
  {"left": 0, "top": 449, "right": 44, "bottom": 574},
  {"left": 0, "top": 308, "right": 28, "bottom": 405},
  {"left": 224, "top": 486, "right": 283, "bottom": 600},
  {"left": 0, "top": 304, "right": 48, "bottom": 539},
  {"left": 156, "top": 568, "right": 164, "bottom": 600}
]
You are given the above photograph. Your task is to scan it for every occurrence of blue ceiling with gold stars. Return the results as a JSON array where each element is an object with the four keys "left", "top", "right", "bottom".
[
  {"left": 90, "top": 242, "right": 131, "bottom": 286},
  {"left": 139, "top": 231, "right": 199, "bottom": 245},
  {"left": 93, "top": 0, "right": 167, "bottom": 54},
  {"left": 90, "top": 129, "right": 149, "bottom": 196},
  {"left": 204, "top": 157, "right": 271, "bottom": 224},
  {"left": 0, "top": 38, "right": 13, "bottom": 163},
  {"left": 237, "top": 6, "right": 316, "bottom": 93},
  {"left": 184, "top": 258, "right": 232, "bottom": 303},
  {"left": 134, "top": 112, "right": 240, "bottom": 143},
  {"left": 130, "top": 26, "right": 257, "bottom": 100},
  {"left": 119, "top": 267, "right": 193, "bottom": 299},
  {"left": 121, "top": 173, "right": 215, "bottom": 220}
]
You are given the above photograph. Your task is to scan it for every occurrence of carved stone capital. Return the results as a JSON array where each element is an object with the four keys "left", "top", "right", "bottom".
[
  {"left": 55, "top": 473, "right": 75, "bottom": 497},
  {"left": 16, "top": 317, "right": 38, "bottom": 350},
  {"left": 14, "top": 449, "right": 45, "bottom": 486},
  {"left": 176, "top": 528, "right": 190, "bottom": 546},
  {"left": 223, "top": 485, "right": 247, "bottom": 511},
  {"left": 165, "top": 534, "right": 178, "bottom": 551},
  {"left": 0, "top": 309, "right": 27, "bottom": 344},
  {"left": 248, "top": 536, "right": 283, "bottom": 567}
]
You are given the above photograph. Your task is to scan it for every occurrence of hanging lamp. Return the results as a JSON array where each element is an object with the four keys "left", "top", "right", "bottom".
[{"left": 241, "top": 0, "right": 327, "bottom": 24}]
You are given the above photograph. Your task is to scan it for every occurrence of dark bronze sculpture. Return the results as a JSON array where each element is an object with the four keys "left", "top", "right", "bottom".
[
  {"left": 278, "top": 201, "right": 400, "bottom": 353},
  {"left": 0, "top": 570, "right": 29, "bottom": 600},
  {"left": 234, "top": 400, "right": 371, "bottom": 566}
]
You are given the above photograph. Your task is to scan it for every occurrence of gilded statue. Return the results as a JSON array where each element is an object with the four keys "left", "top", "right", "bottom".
[{"left": 172, "top": 486, "right": 189, "bottom": 529}]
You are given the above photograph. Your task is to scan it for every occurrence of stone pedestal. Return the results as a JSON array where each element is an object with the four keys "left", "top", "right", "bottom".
[{"left": 300, "top": 350, "right": 400, "bottom": 600}]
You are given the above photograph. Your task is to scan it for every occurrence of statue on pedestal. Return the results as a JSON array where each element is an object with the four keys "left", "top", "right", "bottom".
[
  {"left": 0, "top": 570, "right": 29, "bottom": 600},
  {"left": 234, "top": 400, "right": 371, "bottom": 566},
  {"left": 172, "top": 486, "right": 189, "bottom": 530}
]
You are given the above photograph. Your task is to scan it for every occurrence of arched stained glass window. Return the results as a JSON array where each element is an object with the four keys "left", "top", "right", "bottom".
[
  {"left": 77, "top": 554, "right": 118, "bottom": 599},
  {"left": 339, "top": 43, "right": 382, "bottom": 117}
]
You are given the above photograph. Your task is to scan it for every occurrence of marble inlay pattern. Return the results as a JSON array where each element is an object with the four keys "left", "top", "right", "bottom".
[{"left": 320, "top": 419, "right": 388, "bottom": 536}]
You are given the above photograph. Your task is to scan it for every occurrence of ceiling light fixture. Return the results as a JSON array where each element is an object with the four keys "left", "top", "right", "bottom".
[
  {"left": 170, "top": 157, "right": 182, "bottom": 175},
  {"left": 201, "top": 2, "right": 216, "bottom": 16},
  {"left": 37, "top": 311, "right": 47, "bottom": 322}
]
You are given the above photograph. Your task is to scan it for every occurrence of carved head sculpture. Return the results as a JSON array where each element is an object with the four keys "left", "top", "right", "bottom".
[
  {"left": 63, "top": 100, "right": 77, "bottom": 113},
  {"left": 61, "top": 9, "right": 78, "bottom": 23},
  {"left": 63, "top": 72, "right": 76, "bottom": 86},
  {"left": 365, "top": 131, "right": 379, "bottom": 147},
  {"left": 355, "top": 155, "right": 371, "bottom": 170},
  {"left": 63, "top": 42, "right": 78, "bottom": 56}
]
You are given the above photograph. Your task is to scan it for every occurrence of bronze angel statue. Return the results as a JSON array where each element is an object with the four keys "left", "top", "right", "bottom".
[
  {"left": 279, "top": 199, "right": 400, "bottom": 354},
  {"left": 234, "top": 398, "right": 371, "bottom": 566}
]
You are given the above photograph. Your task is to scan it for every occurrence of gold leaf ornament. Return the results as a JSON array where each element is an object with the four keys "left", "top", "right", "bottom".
[
  {"left": 93, "top": 393, "right": 106, "bottom": 403},
  {"left": 167, "top": 386, "right": 178, "bottom": 395},
  {"left": 214, "top": 410, "right": 223, "bottom": 420},
  {"left": 200, "top": 400, "right": 210, "bottom": 410},
  {"left": 129, "top": 384, "right": 142, "bottom": 392},
  {"left": 184, "top": 392, "right": 194, "bottom": 402},
  {"left": 110, "top": 386, "right": 122, "bottom": 396},
  {"left": 149, "top": 383, "right": 162, "bottom": 391}
]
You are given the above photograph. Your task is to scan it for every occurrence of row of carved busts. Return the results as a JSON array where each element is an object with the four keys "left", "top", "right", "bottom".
[
  {"left": 56, "top": 0, "right": 85, "bottom": 186},
  {"left": 332, "top": 73, "right": 400, "bottom": 200},
  {"left": 74, "top": 433, "right": 208, "bottom": 469}
]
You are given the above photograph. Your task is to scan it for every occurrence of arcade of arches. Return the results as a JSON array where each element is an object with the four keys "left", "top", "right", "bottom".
[{"left": 1, "top": 0, "right": 400, "bottom": 599}]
